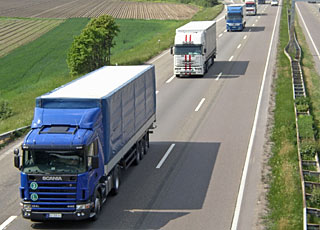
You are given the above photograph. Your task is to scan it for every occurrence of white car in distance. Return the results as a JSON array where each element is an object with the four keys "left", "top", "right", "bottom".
[{"left": 271, "top": 0, "right": 278, "bottom": 5}]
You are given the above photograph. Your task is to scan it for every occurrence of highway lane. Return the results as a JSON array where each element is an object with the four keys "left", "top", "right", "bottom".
[
  {"left": 0, "top": 3, "right": 277, "bottom": 230},
  {"left": 296, "top": 2, "right": 320, "bottom": 75}
]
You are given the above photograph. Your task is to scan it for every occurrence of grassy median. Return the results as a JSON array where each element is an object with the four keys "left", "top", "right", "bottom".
[{"left": 265, "top": 0, "right": 303, "bottom": 229}]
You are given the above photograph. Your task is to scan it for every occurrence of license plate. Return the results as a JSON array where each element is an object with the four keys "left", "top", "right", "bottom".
[{"left": 49, "top": 213, "right": 62, "bottom": 218}]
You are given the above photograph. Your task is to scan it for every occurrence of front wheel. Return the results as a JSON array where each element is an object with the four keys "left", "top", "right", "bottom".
[
  {"left": 110, "top": 165, "right": 120, "bottom": 196},
  {"left": 91, "top": 191, "right": 101, "bottom": 221}
]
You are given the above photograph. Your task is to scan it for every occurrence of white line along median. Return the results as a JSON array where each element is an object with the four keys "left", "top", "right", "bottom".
[{"left": 231, "top": 1, "right": 281, "bottom": 229}]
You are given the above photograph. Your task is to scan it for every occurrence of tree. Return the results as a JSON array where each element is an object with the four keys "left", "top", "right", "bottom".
[{"left": 67, "top": 15, "right": 119, "bottom": 76}]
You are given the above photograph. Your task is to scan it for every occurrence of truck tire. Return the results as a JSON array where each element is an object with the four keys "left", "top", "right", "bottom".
[
  {"left": 110, "top": 165, "right": 120, "bottom": 196},
  {"left": 134, "top": 142, "right": 142, "bottom": 165},
  {"left": 143, "top": 133, "right": 149, "bottom": 155},
  {"left": 91, "top": 191, "right": 101, "bottom": 221}
]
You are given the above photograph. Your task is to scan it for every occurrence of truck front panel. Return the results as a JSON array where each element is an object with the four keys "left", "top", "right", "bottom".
[{"left": 20, "top": 172, "right": 94, "bottom": 220}]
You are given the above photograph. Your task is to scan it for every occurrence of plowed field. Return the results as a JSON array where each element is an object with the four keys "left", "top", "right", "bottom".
[
  {"left": 0, "top": 0, "right": 198, "bottom": 20},
  {"left": 0, "top": 18, "right": 64, "bottom": 57}
]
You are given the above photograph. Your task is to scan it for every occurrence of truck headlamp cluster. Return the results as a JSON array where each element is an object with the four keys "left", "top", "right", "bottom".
[
  {"left": 76, "top": 203, "right": 92, "bottom": 210},
  {"left": 22, "top": 203, "right": 32, "bottom": 211}
]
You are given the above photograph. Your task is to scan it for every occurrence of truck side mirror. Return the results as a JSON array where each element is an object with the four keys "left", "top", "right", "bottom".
[
  {"left": 204, "top": 48, "right": 207, "bottom": 54},
  {"left": 14, "top": 148, "right": 20, "bottom": 168},
  {"left": 170, "top": 46, "right": 174, "bottom": 55},
  {"left": 92, "top": 156, "right": 99, "bottom": 169}
]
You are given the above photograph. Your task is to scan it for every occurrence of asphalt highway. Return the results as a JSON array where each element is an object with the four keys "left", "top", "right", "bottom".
[
  {"left": 0, "top": 3, "right": 281, "bottom": 230},
  {"left": 296, "top": 1, "right": 320, "bottom": 75}
]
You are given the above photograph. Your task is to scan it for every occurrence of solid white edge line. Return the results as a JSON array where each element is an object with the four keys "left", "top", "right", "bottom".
[
  {"left": 156, "top": 144, "right": 175, "bottom": 169},
  {"left": 149, "top": 50, "right": 170, "bottom": 63},
  {"left": 230, "top": 1, "right": 281, "bottom": 229},
  {"left": 0, "top": 216, "right": 17, "bottom": 230},
  {"left": 195, "top": 98, "right": 206, "bottom": 112},
  {"left": 237, "top": 44, "right": 242, "bottom": 49},
  {"left": 296, "top": 3, "right": 320, "bottom": 62},
  {"left": 215, "top": 72, "right": 223, "bottom": 81},
  {"left": 229, "top": 56, "right": 234, "bottom": 61},
  {"left": 166, "top": 75, "right": 175, "bottom": 83}
]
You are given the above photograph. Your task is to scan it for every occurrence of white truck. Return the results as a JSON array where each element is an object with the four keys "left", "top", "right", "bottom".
[
  {"left": 171, "top": 21, "right": 216, "bottom": 77},
  {"left": 245, "top": 0, "right": 257, "bottom": 15}
]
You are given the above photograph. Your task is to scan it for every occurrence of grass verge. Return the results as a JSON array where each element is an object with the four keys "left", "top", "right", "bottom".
[
  {"left": 0, "top": 18, "right": 90, "bottom": 133},
  {"left": 111, "top": 4, "right": 223, "bottom": 65},
  {"left": 265, "top": 0, "right": 303, "bottom": 228}
]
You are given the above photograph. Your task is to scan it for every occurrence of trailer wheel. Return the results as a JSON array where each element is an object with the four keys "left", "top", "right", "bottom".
[
  {"left": 91, "top": 191, "right": 101, "bottom": 221},
  {"left": 143, "top": 133, "right": 149, "bottom": 155},
  {"left": 134, "top": 142, "right": 142, "bottom": 165},
  {"left": 110, "top": 165, "right": 120, "bottom": 196}
]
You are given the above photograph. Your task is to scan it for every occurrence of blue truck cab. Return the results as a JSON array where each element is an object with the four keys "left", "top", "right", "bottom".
[
  {"left": 14, "top": 65, "right": 156, "bottom": 221},
  {"left": 226, "top": 4, "right": 246, "bottom": 31}
]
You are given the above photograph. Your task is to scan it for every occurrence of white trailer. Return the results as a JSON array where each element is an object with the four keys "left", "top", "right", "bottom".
[{"left": 171, "top": 21, "right": 216, "bottom": 77}]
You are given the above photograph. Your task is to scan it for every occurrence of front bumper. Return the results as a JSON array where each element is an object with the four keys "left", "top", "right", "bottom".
[
  {"left": 21, "top": 201, "right": 93, "bottom": 221},
  {"left": 22, "top": 209, "right": 91, "bottom": 221},
  {"left": 174, "top": 67, "right": 203, "bottom": 76},
  {"left": 226, "top": 24, "right": 244, "bottom": 31}
]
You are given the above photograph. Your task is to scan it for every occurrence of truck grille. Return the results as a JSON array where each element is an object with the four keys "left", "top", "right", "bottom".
[{"left": 28, "top": 175, "right": 77, "bottom": 212}]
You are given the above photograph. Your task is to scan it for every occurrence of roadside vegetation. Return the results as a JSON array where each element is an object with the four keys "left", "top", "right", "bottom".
[
  {"left": 265, "top": 0, "right": 303, "bottom": 228},
  {"left": 295, "top": 17, "right": 320, "bottom": 134},
  {"left": 0, "top": 4, "right": 223, "bottom": 134}
]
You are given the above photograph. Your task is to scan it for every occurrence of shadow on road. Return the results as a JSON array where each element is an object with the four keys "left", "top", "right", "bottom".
[
  {"left": 26, "top": 141, "right": 220, "bottom": 230},
  {"left": 203, "top": 61, "right": 249, "bottom": 79},
  {"left": 244, "top": 26, "right": 265, "bottom": 32}
]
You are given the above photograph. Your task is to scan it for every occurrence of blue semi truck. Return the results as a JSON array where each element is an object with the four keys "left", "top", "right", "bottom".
[
  {"left": 14, "top": 65, "right": 156, "bottom": 221},
  {"left": 226, "top": 4, "right": 246, "bottom": 31}
]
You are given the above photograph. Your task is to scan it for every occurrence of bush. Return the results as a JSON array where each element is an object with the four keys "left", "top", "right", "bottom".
[
  {"left": 310, "top": 187, "right": 320, "bottom": 209},
  {"left": 295, "top": 97, "right": 310, "bottom": 113},
  {"left": 300, "top": 140, "right": 317, "bottom": 159},
  {"left": 298, "top": 115, "right": 315, "bottom": 139},
  {"left": 0, "top": 100, "right": 13, "bottom": 120},
  {"left": 67, "top": 15, "right": 119, "bottom": 76}
]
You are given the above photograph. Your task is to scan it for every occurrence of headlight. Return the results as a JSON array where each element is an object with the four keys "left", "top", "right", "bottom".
[
  {"left": 76, "top": 203, "right": 92, "bottom": 210},
  {"left": 22, "top": 203, "right": 32, "bottom": 211}
]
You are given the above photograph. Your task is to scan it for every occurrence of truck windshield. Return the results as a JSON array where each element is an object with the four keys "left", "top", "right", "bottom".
[
  {"left": 175, "top": 45, "right": 202, "bottom": 55},
  {"left": 22, "top": 149, "right": 86, "bottom": 174},
  {"left": 226, "top": 13, "right": 242, "bottom": 20},
  {"left": 246, "top": 3, "right": 255, "bottom": 7}
]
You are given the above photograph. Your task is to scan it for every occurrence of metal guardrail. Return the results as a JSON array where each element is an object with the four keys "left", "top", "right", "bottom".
[{"left": 0, "top": 126, "right": 30, "bottom": 145}]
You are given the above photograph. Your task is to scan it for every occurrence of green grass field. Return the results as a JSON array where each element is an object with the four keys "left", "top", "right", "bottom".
[
  {"left": 111, "top": 19, "right": 183, "bottom": 65},
  {"left": 0, "top": 18, "right": 90, "bottom": 133},
  {"left": 0, "top": 4, "right": 223, "bottom": 134}
]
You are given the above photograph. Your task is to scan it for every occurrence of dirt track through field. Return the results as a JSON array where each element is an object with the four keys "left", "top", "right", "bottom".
[{"left": 0, "top": 0, "right": 198, "bottom": 20}]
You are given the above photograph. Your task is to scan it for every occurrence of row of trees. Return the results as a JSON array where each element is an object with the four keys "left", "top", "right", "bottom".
[{"left": 67, "top": 15, "right": 119, "bottom": 76}]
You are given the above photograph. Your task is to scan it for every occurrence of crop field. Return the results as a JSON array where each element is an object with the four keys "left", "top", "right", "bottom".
[
  {"left": 0, "top": 0, "right": 198, "bottom": 20},
  {"left": 0, "top": 18, "right": 64, "bottom": 57}
]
